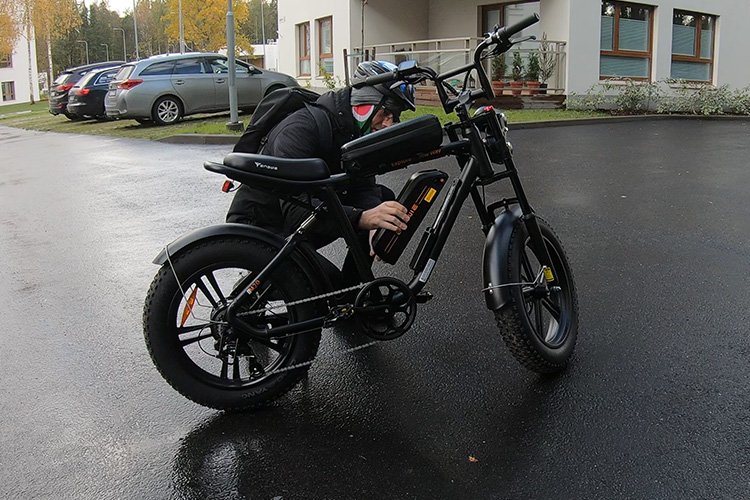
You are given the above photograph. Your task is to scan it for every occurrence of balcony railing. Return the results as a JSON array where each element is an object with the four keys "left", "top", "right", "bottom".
[{"left": 344, "top": 36, "right": 567, "bottom": 95}]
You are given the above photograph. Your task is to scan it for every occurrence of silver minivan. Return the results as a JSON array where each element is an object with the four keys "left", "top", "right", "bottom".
[{"left": 105, "top": 52, "right": 298, "bottom": 125}]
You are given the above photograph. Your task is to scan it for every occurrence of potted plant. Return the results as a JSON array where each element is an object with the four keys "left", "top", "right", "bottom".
[
  {"left": 491, "top": 54, "right": 506, "bottom": 95},
  {"left": 525, "top": 51, "right": 541, "bottom": 95},
  {"left": 538, "top": 32, "right": 557, "bottom": 94},
  {"left": 510, "top": 50, "right": 525, "bottom": 96}
]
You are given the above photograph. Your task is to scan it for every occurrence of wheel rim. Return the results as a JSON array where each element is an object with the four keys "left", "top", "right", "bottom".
[
  {"left": 518, "top": 236, "right": 573, "bottom": 349},
  {"left": 171, "top": 265, "right": 296, "bottom": 389},
  {"left": 157, "top": 100, "right": 179, "bottom": 123}
]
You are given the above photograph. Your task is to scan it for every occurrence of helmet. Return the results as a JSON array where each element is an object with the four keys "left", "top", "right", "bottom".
[{"left": 353, "top": 60, "right": 416, "bottom": 116}]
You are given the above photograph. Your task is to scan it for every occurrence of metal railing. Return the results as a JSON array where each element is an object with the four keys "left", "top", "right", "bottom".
[{"left": 344, "top": 36, "right": 567, "bottom": 95}]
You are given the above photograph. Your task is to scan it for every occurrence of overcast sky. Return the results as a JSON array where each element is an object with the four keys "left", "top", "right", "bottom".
[{"left": 85, "top": 0, "right": 133, "bottom": 15}]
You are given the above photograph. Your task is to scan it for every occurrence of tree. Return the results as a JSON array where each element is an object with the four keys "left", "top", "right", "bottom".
[
  {"left": 240, "top": 0, "right": 277, "bottom": 44},
  {"left": 163, "top": 0, "right": 251, "bottom": 52},
  {"left": 0, "top": 1, "right": 21, "bottom": 56},
  {"left": 31, "top": 0, "right": 80, "bottom": 88}
]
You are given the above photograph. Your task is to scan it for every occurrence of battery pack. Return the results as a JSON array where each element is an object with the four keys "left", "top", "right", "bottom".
[{"left": 372, "top": 170, "right": 448, "bottom": 265}]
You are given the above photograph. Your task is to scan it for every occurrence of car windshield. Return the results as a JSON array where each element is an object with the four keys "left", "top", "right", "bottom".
[{"left": 114, "top": 65, "right": 135, "bottom": 81}]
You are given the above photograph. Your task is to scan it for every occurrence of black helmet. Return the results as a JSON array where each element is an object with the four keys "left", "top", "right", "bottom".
[{"left": 353, "top": 60, "right": 416, "bottom": 114}]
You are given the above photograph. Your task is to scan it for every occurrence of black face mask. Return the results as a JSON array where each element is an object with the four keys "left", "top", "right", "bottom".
[{"left": 383, "top": 98, "right": 403, "bottom": 123}]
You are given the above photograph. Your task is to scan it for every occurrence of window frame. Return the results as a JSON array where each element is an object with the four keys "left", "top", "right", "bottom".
[
  {"left": 317, "top": 16, "right": 333, "bottom": 76},
  {"left": 0, "top": 53, "right": 11, "bottom": 69},
  {"left": 2, "top": 81, "right": 16, "bottom": 101},
  {"left": 297, "top": 22, "right": 311, "bottom": 77},
  {"left": 600, "top": 1, "right": 655, "bottom": 81},
  {"left": 670, "top": 10, "right": 716, "bottom": 83}
]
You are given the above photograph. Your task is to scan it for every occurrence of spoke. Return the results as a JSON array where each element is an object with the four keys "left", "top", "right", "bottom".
[
  {"left": 541, "top": 297, "right": 562, "bottom": 320},
  {"left": 195, "top": 278, "right": 220, "bottom": 308},
  {"left": 264, "top": 340, "right": 284, "bottom": 354},
  {"left": 205, "top": 271, "right": 227, "bottom": 305},
  {"left": 534, "top": 300, "right": 544, "bottom": 339},
  {"left": 233, "top": 353, "right": 241, "bottom": 380},
  {"left": 179, "top": 331, "right": 214, "bottom": 347},
  {"left": 520, "top": 246, "right": 534, "bottom": 281}
]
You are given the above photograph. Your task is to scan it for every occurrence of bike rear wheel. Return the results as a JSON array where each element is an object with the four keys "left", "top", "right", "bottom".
[
  {"left": 494, "top": 216, "right": 578, "bottom": 373},
  {"left": 143, "top": 237, "right": 322, "bottom": 411}
]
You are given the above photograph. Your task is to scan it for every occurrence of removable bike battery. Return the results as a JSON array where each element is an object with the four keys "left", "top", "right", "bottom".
[{"left": 372, "top": 169, "right": 448, "bottom": 264}]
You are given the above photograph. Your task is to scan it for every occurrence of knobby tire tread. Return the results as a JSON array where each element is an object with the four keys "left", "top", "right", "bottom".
[{"left": 493, "top": 217, "right": 579, "bottom": 374}]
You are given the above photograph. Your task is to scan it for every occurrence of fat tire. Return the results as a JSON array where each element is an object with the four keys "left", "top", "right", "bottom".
[
  {"left": 494, "top": 216, "right": 579, "bottom": 373},
  {"left": 143, "top": 237, "right": 322, "bottom": 411}
]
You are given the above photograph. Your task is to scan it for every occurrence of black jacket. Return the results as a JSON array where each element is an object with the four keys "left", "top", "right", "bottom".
[{"left": 226, "top": 87, "right": 383, "bottom": 240}]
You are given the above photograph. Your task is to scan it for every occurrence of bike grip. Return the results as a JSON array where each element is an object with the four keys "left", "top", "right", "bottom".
[
  {"left": 351, "top": 70, "right": 399, "bottom": 89},
  {"left": 503, "top": 13, "right": 540, "bottom": 38}
]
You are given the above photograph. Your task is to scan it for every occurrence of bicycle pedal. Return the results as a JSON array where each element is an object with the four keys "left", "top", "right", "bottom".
[{"left": 415, "top": 291, "right": 433, "bottom": 304}]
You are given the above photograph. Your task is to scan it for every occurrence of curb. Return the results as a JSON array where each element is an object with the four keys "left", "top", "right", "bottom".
[{"left": 158, "top": 114, "right": 750, "bottom": 145}]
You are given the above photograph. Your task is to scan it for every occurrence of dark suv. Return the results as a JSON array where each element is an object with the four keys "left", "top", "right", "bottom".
[{"left": 49, "top": 61, "right": 125, "bottom": 120}]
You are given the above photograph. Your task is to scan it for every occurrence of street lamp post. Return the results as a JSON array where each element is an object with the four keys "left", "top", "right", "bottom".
[
  {"left": 225, "top": 0, "right": 242, "bottom": 131},
  {"left": 76, "top": 40, "right": 89, "bottom": 65},
  {"left": 113, "top": 28, "right": 126, "bottom": 61},
  {"left": 178, "top": 0, "right": 185, "bottom": 53},
  {"left": 101, "top": 43, "right": 109, "bottom": 61},
  {"left": 132, "top": 0, "right": 140, "bottom": 59},
  {"left": 260, "top": 0, "right": 266, "bottom": 68}
]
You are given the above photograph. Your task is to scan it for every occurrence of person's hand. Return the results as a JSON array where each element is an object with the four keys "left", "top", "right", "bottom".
[{"left": 358, "top": 201, "right": 410, "bottom": 232}]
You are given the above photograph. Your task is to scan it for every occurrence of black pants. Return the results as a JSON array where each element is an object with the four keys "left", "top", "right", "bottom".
[{"left": 227, "top": 185, "right": 395, "bottom": 286}]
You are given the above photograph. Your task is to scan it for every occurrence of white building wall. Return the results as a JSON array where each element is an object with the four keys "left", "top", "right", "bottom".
[
  {"left": 278, "top": 0, "right": 750, "bottom": 93},
  {"left": 0, "top": 34, "right": 40, "bottom": 106},
  {"left": 277, "top": 1, "right": 351, "bottom": 86}
]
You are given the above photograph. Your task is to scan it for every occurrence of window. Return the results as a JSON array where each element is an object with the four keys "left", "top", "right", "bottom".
[
  {"left": 140, "top": 61, "right": 175, "bottom": 76},
  {"left": 318, "top": 17, "right": 333, "bottom": 75},
  {"left": 2, "top": 81, "right": 15, "bottom": 101},
  {"left": 297, "top": 22, "right": 311, "bottom": 76},
  {"left": 95, "top": 70, "right": 118, "bottom": 86},
  {"left": 671, "top": 10, "right": 715, "bottom": 82},
  {"left": 600, "top": 1, "right": 654, "bottom": 79},
  {"left": 206, "top": 57, "right": 249, "bottom": 75},
  {"left": 173, "top": 58, "right": 206, "bottom": 75},
  {"left": 0, "top": 53, "right": 11, "bottom": 69}
]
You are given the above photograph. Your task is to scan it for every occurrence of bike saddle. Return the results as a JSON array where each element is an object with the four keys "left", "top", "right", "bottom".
[{"left": 221, "top": 153, "right": 331, "bottom": 182}]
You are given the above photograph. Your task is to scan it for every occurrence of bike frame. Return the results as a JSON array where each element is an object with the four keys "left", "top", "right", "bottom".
[{"left": 225, "top": 16, "right": 555, "bottom": 342}]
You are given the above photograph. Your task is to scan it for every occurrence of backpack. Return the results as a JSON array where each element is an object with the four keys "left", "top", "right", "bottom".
[{"left": 233, "top": 87, "right": 333, "bottom": 154}]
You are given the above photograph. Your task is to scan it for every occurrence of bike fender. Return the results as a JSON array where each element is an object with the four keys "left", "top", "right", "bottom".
[
  {"left": 482, "top": 206, "right": 523, "bottom": 311},
  {"left": 152, "top": 223, "right": 336, "bottom": 295}
]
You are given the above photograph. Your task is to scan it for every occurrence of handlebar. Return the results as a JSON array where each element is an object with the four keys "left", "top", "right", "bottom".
[
  {"left": 351, "top": 70, "right": 399, "bottom": 89},
  {"left": 493, "top": 13, "right": 539, "bottom": 42}
]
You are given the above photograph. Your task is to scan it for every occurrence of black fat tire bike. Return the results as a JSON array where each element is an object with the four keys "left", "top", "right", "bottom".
[{"left": 144, "top": 13, "right": 579, "bottom": 411}]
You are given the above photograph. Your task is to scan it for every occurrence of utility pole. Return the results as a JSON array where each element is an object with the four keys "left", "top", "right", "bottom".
[
  {"left": 101, "top": 43, "right": 109, "bottom": 61},
  {"left": 113, "top": 28, "right": 126, "bottom": 61},
  {"left": 260, "top": 0, "right": 266, "bottom": 68},
  {"left": 226, "top": 0, "right": 243, "bottom": 131},
  {"left": 76, "top": 40, "right": 89, "bottom": 65},
  {"left": 132, "top": 0, "right": 140, "bottom": 59},
  {"left": 179, "top": 0, "right": 185, "bottom": 53}
]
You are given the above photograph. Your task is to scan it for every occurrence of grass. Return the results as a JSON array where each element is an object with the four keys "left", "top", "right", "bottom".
[{"left": 0, "top": 99, "right": 609, "bottom": 142}]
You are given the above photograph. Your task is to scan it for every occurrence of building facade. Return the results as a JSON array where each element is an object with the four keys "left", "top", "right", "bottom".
[
  {"left": 0, "top": 33, "right": 40, "bottom": 106},
  {"left": 277, "top": 0, "right": 750, "bottom": 94}
]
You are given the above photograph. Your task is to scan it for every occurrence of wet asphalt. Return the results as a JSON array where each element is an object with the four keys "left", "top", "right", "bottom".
[{"left": 1, "top": 119, "right": 749, "bottom": 499}]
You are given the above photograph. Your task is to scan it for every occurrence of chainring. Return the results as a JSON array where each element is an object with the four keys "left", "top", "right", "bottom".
[{"left": 354, "top": 277, "right": 417, "bottom": 340}]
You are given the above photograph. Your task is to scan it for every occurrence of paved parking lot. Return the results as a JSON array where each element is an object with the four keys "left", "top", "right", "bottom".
[{"left": 1, "top": 119, "right": 748, "bottom": 498}]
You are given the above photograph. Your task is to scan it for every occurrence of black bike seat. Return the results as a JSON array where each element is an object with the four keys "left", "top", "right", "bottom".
[{"left": 223, "top": 153, "right": 331, "bottom": 182}]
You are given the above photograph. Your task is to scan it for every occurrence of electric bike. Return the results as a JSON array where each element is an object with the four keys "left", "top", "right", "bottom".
[{"left": 143, "top": 14, "right": 579, "bottom": 411}]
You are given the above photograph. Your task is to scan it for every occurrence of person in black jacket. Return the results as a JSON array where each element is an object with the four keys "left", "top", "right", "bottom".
[{"left": 226, "top": 61, "right": 417, "bottom": 280}]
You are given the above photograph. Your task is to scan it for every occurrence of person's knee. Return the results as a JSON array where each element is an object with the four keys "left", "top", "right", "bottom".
[{"left": 378, "top": 184, "right": 396, "bottom": 202}]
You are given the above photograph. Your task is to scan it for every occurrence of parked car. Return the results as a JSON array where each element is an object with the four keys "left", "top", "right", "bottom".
[
  {"left": 105, "top": 52, "right": 298, "bottom": 125},
  {"left": 66, "top": 65, "right": 122, "bottom": 120},
  {"left": 49, "top": 61, "right": 125, "bottom": 120}
]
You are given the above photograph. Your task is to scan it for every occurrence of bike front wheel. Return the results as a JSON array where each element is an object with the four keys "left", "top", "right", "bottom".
[{"left": 494, "top": 216, "right": 579, "bottom": 373}]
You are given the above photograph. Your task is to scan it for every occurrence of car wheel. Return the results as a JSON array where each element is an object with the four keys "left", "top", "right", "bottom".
[{"left": 152, "top": 96, "right": 183, "bottom": 125}]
